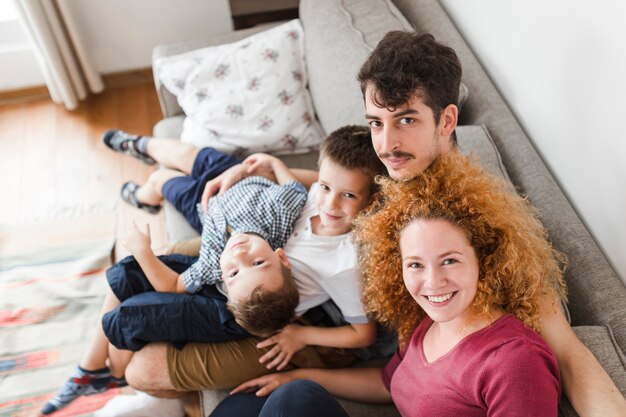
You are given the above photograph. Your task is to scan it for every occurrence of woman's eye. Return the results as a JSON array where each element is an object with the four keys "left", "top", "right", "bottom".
[
  {"left": 228, "top": 270, "right": 238, "bottom": 278},
  {"left": 442, "top": 258, "right": 458, "bottom": 266},
  {"left": 343, "top": 193, "right": 356, "bottom": 199},
  {"left": 407, "top": 262, "right": 423, "bottom": 269},
  {"left": 253, "top": 260, "right": 265, "bottom": 266},
  {"left": 319, "top": 184, "right": 330, "bottom": 191}
]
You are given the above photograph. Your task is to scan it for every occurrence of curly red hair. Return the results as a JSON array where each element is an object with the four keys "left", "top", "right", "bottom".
[{"left": 353, "top": 152, "right": 567, "bottom": 346}]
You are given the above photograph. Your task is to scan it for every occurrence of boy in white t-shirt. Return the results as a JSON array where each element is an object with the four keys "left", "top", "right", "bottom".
[{"left": 230, "top": 125, "right": 388, "bottom": 370}]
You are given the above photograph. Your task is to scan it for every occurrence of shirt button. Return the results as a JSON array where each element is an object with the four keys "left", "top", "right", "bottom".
[{"left": 194, "top": 280, "right": 200, "bottom": 286}]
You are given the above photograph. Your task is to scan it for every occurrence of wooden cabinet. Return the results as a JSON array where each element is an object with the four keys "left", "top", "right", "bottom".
[{"left": 229, "top": 0, "right": 299, "bottom": 29}]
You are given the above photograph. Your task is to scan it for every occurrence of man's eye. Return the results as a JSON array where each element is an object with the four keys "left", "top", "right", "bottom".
[
  {"left": 319, "top": 184, "right": 330, "bottom": 191},
  {"left": 399, "top": 118, "right": 414, "bottom": 125},
  {"left": 368, "top": 120, "right": 382, "bottom": 128},
  {"left": 228, "top": 270, "right": 238, "bottom": 278}
]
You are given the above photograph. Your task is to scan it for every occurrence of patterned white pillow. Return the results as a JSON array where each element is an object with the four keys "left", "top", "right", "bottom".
[{"left": 154, "top": 20, "right": 325, "bottom": 156}]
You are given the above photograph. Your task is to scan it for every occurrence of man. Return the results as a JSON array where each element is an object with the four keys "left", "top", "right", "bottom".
[{"left": 127, "top": 32, "right": 625, "bottom": 417}]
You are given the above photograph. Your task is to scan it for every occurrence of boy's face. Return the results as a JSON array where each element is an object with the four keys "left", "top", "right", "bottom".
[
  {"left": 316, "top": 158, "right": 373, "bottom": 235},
  {"left": 364, "top": 86, "right": 457, "bottom": 180},
  {"left": 220, "top": 234, "right": 290, "bottom": 302}
]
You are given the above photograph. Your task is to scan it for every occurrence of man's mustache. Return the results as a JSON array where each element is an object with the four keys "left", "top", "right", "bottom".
[{"left": 378, "top": 151, "right": 415, "bottom": 159}]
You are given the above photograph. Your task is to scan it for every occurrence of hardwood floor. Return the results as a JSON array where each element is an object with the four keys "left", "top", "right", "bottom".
[{"left": 0, "top": 82, "right": 170, "bottom": 260}]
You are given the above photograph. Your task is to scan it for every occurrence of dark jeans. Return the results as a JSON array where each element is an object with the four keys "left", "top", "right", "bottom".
[
  {"left": 102, "top": 254, "right": 250, "bottom": 351},
  {"left": 210, "top": 380, "right": 349, "bottom": 417}
]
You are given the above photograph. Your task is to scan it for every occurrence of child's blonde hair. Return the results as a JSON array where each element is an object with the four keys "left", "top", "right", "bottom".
[{"left": 354, "top": 152, "right": 567, "bottom": 346}]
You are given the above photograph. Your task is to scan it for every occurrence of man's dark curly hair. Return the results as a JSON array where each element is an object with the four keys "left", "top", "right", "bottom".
[
  {"left": 357, "top": 31, "right": 462, "bottom": 123},
  {"left": 228, "top": 264, "right": 299, "bottom": 337}
]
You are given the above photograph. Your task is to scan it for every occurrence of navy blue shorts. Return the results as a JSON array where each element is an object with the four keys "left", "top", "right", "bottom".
[
  {"left": 162, "top": 147, "right": 241, "bottom": 233},
  {"left": 103, "top": 254, "right": 250, "bottom": 351}
]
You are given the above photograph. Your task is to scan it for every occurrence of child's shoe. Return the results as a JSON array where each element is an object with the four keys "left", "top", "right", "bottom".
[
  {"left": 102, "top": 129, "right": 156, "bottom": 165},
  {"left": 41, "top": 366, "right": 127, "bottom": 415},
  {"left": 120, "top": 182, "right": 161, "bottom": 214}
]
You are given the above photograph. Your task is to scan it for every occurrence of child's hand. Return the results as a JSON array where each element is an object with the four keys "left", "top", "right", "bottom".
[
  {"left": 230, "top": 372, "right": 296, "bottom": 397},
  {"left": 256, "top": 324, "right": 307, "bottom": 370},
  {"left": 243, "top": 153, "right": 279, "bottom": 174},
  {"left": 122, "top": 221, "right": 152, "bottom": 256},
  {"left": 201, "top": 164, "right": 248, "bottom": 212}
]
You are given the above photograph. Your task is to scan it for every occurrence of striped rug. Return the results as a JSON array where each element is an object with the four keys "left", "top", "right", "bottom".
[{"left": 0, "top": 214, "right": 119, "bottom": 417}]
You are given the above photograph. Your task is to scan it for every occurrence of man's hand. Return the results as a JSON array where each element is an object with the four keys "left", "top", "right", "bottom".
[
  {"left": 200, "top": 164, "right": 248, "bottom": 212},
  {"left": 122, "top": 221, "right": 152, "bottom": 256},
  {"left": 256, "top": 324, "right": 308, "bottom": 370},
  {"left": 230, "top": 372, "right": 297, "bottom": 397}
]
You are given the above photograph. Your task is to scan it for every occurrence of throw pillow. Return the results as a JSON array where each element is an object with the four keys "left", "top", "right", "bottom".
[{"left": 154, "top": 19, "right": 325, "bottom": 156}]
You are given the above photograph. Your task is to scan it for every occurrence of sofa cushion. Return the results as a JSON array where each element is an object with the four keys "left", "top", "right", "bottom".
[
  {"left": 300, "top": 0, "right": 468, "bottom": 136},
  {"left": 154, "top": 19, "right": 325, "bottom": 156},
  {"left": 456, "top": 125, "right": 510, "bottom": 182}
]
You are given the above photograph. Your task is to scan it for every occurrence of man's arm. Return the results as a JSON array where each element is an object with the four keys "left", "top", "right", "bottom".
[
  {"left": 539, "top": 294, "right": 626, "bottom": 416},
  {"left": 256, "top": 322, "right": 378, "bottom": 370}
]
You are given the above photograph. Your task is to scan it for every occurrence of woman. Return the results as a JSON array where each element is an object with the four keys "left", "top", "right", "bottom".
[{"left": 216, "top": 152, "right": 566, "bottom": 417}]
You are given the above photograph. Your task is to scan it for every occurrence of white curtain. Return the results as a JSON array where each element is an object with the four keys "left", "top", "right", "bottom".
[{"left": 13, "top": 0, "right": 104, "bottom": 110}]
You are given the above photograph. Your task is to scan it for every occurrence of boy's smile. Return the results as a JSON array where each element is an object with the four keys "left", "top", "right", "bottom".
[{"left": 313, "top": 158, "right": 372, "bottom": 236}]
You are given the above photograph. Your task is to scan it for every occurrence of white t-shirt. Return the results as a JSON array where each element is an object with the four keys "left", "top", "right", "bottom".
[{"left": 284, "top": 183, "right": 368, "bottom": 324}]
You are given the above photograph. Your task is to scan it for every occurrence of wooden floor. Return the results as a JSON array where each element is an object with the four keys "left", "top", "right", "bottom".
[{"left": 0, "top": 83, "right": 170, "bottom": 260}]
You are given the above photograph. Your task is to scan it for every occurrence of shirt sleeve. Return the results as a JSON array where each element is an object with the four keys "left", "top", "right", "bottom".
[
  {"left": 264, "top": 180, "right": 308, "bottom": 248},
  {"left": 180, "top": 215, "right": 224, "bottom": 293},
  {"left": 482, "top": 338, "right": 561, "bottom": 417},
  {"left": 381, "top": 348, "right": 404, "bottom": 391}
]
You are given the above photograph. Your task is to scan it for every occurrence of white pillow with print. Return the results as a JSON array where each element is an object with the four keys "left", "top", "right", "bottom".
[{"left": 154, "top": 19, "right": 325, "bottom": 156}]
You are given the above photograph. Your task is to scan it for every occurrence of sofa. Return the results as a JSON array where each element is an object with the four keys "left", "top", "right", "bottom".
[{"left": 151, "top": 0, "right": 626, "bottom": 416}]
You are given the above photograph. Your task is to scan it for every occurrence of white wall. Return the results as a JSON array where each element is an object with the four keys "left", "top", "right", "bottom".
[
  {"left": 1, "top": 0, "right": 232, "bottom": 89},
  {"left": 440, "top": 0, "right": 626, "bottom": 283}
]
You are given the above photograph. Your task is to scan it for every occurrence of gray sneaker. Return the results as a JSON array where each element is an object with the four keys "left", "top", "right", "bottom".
[
  {"left": 102, "top": 129, "right": 156, "bottom": 165},
  {"left": 121, "top": 182, "right": 161, "bottom": 214}
]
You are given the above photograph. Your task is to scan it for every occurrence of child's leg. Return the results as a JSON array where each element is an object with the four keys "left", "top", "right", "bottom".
[
  {"left": 131, "top": 168, "right": 185, "bottom": 206},
  {"left": 41, "top": 287, "right": 127, "bottom": 415},
  {"left": 102, "top": 129, "right": 200, "bottom": 173},
  {"left": 108, "top": 342, "right": 134, "bottom": 378}
]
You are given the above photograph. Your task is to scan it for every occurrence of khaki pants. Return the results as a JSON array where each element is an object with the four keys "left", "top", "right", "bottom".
[{"left": 167, "top": 337, "right": 356, "bottom": 391}]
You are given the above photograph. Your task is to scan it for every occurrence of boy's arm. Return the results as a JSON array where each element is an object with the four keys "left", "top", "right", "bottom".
[
  {"left": 243, "top": 153, "right": 297, "bottom": 185},
  {"left": 539, "top": 294, "right": 626, "bottom": 416},
  {"left": 257, "top": 322, "right": 377, "bottom": 370},
  {"left": 122, "top": 222, "right": 186, "bottom": 293},
  {"left": 201, "top": 160, "right": 318, "bottom": 212}
]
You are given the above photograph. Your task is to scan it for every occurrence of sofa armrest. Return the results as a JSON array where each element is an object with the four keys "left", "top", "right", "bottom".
[{"left": 151, "top": 23, "right": 284, "bottom": 118}]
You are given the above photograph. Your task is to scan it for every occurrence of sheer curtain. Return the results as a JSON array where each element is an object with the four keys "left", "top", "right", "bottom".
[{"left": 12, "top": 0, "right": 103, "bottom": 110}]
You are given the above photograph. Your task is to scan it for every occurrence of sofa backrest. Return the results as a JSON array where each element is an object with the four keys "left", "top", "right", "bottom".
[{"left": 301, "top": 0, "right": 626, "bottom": 357}]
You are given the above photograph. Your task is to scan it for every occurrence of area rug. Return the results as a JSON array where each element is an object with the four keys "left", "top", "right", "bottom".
[{"left": 0, "top": 214, "right": 119, "bottom": 417}]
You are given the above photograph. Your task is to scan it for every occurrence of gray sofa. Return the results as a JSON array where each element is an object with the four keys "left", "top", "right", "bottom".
[{"left": 151, "top": 1, "right": 626, "bottom": 416}]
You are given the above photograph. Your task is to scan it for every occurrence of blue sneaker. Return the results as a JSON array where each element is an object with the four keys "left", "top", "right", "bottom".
[{"left": 41, "top": 366, "right": 127, "bottom": 415}]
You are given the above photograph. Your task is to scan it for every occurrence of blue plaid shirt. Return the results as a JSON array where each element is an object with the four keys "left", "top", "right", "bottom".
[{"left": 182, "top": 176, "right": 307, "bottom": 293}]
